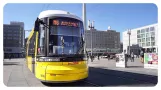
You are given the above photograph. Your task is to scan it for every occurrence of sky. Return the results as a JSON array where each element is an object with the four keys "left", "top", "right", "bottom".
[{"left": 3, "top": 3, "right": 158, "bottom": 41}]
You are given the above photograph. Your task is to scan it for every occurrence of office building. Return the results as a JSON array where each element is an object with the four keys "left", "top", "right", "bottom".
[
  {"left": 123, "top": 23, "right": 158, "bottom": 55},
  {"left": 3, "top": 21, "right": 24, "bottom": 58},
  {"left": 10, "top": 21, "right": 25, "bottom": 48},
  {"left": 85, "top": 27, "right": 120, "bottom": 54}
]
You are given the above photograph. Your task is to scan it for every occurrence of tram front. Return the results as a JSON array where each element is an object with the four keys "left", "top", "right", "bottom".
[{"left": 36, "top": 11, "right": 88, "bottom": 83}]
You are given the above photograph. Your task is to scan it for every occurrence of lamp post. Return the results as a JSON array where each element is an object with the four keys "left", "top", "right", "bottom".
[
  {"left": 151, "top": 34, "right": 154, "bottom": 53},
  {"left": 82, "top": 3, "right": 86, "bottom": 55},
  {"left": 127, "top": 29, "right": 131, "bottom": 56},
  {"left": 88, "top": 20, "right": 94, "bottom": 57}
]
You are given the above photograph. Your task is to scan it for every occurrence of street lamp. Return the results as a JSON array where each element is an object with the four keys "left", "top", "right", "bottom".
[
  {"left": 88, "top": 20, "right": 94, "bottom": 56},
  {"left": 127, "top": 29, "right": 131, "bottom": 56},
  {"left": 151, "top": 34, "right": 154, "bottom": 53},
  {"left": 82, "top": 3, "right": 87, "bottom": 55}
]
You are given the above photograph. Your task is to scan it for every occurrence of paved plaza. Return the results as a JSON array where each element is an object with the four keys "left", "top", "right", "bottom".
[{"left": 3, "top": 58, "right": 158, "bottom": 87}]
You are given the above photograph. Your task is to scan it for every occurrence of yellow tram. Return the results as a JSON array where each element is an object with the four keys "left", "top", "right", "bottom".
[{"left": 26, "top": 10, "right": 88, "bottom": 83}]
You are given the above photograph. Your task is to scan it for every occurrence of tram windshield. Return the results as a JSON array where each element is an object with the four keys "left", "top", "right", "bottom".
[{"left": 49, "top": 17, "right": 84, "bottom": 55}]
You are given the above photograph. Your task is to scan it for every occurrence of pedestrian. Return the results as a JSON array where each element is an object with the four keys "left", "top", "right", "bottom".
[
  {"left": 137, "top": 53, "right": 139, "bottom": 58},
  {"left": 9, "top": 55, "right": 11, "bottom": 60},
  {"left": 131, "top": 52, "right": 134, "bottom": 62},
  {"left": 140, "top": 49, "right": 144, "bottom": 63},
  {"left": 87, "top": 54, "right": 89, "bottom": 60},
  {"left": 108, "top": 54, "right": 110, "bottom": 60},
  {"left": 92, "top": 55, "right": 94, "bottom": 61},
  {"left": 97, "top": 54, "right": 100, "bottom": 60},
  {"left": 90, "top": 55, "right": 93, "bottom": 62}
]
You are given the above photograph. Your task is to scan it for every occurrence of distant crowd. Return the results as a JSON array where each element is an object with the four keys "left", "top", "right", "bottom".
[{"left": 86, "top": 48, "right": 156, "bottom": 63}]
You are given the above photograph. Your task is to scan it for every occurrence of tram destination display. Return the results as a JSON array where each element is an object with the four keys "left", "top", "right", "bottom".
[{"left": 50, "top": 17, "right": 82, "bottom": 28}]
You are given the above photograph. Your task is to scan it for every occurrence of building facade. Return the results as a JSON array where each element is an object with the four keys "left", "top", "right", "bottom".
[
  {"left": 10, "top": 21, "right": 25, "bottom": 49},
  {"left": 85, "top": 28, "right": 120, "bottom": 54},
  {"left": 120, "top": 42, "right": 123, "bottom": 53},
  {"left": 3, "top": 22, "right": 24, "bottom": 58},
  {"left": 123, "top": 23, "right": 158, "bottom": 55}
]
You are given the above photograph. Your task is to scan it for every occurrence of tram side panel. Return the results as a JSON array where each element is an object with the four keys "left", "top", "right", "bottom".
[
  {"left": 35, "top": 31, "right": 46, "bottom": 81},
  {"left": 27, "top": 56, "right": 33, "bottom": 72},
  {"left": 26, "top": 30, "right": 36, "bottom": 73}
]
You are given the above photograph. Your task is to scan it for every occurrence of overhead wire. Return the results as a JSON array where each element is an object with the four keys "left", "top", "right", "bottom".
[
  {"left": 26, "top": 4, "right": 49, "bottom": 38},
  {"left": 46, "top": 4, "right": 51, "bottom": 10},
  {"left": 40, "top": 4, "right": 46, "bottom": 13}
]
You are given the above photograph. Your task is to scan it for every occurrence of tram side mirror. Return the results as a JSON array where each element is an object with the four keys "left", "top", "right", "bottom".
[
  {"left": 34, "top": 17, "right": 48, "bottom": 31},
  {"left": 34, "top": 18, "right": 40, "bottom": 31}
]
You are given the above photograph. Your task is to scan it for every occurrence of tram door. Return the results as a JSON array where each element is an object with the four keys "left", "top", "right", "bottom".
[{"left": 27, "top": 32, "right": 37, "bottom": 74}]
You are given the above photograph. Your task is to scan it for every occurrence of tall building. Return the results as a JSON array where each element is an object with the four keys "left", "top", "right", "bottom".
[
  {"left": 3, "top": 21, "right": 24, "bottom": 58},
  {"left": 123, "top": 23, "right": 158, "bottom": 55},
  {"left": 85, "top": 28, "right": 120, "bottom": 54},
  {"left": 10, "top": 21, "right": 24, "bottom": 48},
  {"left": 120, "top": 42, "right": 123, "bottom": 53}
]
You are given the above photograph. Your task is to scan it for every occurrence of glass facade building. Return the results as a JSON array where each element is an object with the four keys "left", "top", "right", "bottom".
[
  {"left": 3, "top": 22, "right": 24, "bottom": 58},
  {"left": 123, "top": 23, "right": 158, "bottom": 55}
]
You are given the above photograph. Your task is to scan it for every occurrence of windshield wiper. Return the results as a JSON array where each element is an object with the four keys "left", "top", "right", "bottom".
[{"left": 77, "top": 34, "right": 84, "bottom": 54}]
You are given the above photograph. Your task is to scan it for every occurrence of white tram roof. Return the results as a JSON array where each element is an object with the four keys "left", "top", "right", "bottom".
[{"left": 38, "top": 10, "right": 82, "bottom": 21}]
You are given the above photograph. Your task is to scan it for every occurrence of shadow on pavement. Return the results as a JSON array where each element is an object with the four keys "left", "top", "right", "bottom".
[
  {"left": 41, "top": 80, "right": 94, "bottom": 87},
  {"left": 87, "top": 67, "right": 158, "bottom": 86}
]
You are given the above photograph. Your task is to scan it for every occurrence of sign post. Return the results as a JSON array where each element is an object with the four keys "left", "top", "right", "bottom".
[{"left": 116, "top": 53, "right": 127, "bottom": 68}]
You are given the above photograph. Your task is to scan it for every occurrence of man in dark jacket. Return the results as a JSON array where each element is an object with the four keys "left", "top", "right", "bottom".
[
  {"left": 140, "top": 49, "right": 144, "bottom": 63},
  {"left": 97, "top": 54, "right": 100, "bottom": 60},
  {"left": 131, "top": 52, "right": 134, "bottom": 62},
  {"left": 9, "top": 55, "right": 11, "bottom": 60}
]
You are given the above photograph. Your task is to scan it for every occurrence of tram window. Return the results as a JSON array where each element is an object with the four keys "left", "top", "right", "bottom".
[
  {"left": 38, "top": 25, "right": 45, "bottom": 55},
  {"left": 28, "top": 32, "right": 36, "bottom": 57}
]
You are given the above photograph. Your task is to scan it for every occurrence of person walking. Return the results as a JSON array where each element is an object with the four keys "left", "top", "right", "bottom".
[
  {"left": 107, "top": 54, "right": 110, "bottom": 60},
  {"left": 87, "top": 54, "right": 89, "bottom": 61},
  {"left": 97, "top": 54, "right": 100, "bottom": 60},
  {"left": 9, "top": 55, "right": 11, "bottom": 60},
  {"left": 90, "top": 55, "right": 93, "bottom": 62},
  {"left": 92, "top": 55, "right": 95, "bottom": 61},
  {"left": 131, "top": 52, "right": 134, "bottom": 62},
  {"left": 137, "top": 53, "right": 139, "bottom": 58},
  {"left": 140, "top": 49, "right": 144, "bottom": 63}
]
